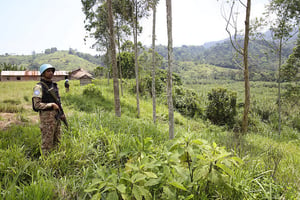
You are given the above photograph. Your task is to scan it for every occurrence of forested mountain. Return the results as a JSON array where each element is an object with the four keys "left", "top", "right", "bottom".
[{"left": 154, "top": 37, "right": 296, "bottom": 72}]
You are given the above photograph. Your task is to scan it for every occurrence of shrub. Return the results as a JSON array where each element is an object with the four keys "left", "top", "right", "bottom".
[
  {"left": 206, "top": 88, "right": 237, "bottom": 127},
  {"left": 173, "top": 86, "right": 203, "bottom": 118},
  {"left": 83, "top": 84, "right": 102, "bottom": 98}
]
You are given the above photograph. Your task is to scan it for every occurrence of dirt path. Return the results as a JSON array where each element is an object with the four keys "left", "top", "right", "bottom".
[{"left": 0, "top": 112, "right": 39, "bottom": 131}]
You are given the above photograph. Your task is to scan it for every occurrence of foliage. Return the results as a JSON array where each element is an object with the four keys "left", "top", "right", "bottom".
[
  {"left": 118, "top": 51, "right": 135, "bottom": 79},
  {"left": 281, "top": 31, "right": 300, "bottom": 86},
  {"left": 0, "top": 81, "right": 300, "bottom": 199},
  {"left": 138, "top": 49, "right": 163, "bottom": 75},
  {"left": 0, "top": 63, "right": 26, "bottom": 71},
  {"left": 172, "top": 86, "right": 202, "bottom": 118},
  {"left": 132, "top": 69, "right": 182, "bottom": 96},
  {"left": 206, "top": 88, "right": 237, "bottom": 127},
  {"left": 83, "top": 84, "right": 103, "bottom": 98}
]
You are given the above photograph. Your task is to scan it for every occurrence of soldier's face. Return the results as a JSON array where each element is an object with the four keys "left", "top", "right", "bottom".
[{"left": 43, "top": 68, "right": 54, "bottom": 79}]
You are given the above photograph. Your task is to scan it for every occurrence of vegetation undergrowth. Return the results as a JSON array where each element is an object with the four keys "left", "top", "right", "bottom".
[{"left": 0, "top": 80, "right": 299, "bottom": 199}]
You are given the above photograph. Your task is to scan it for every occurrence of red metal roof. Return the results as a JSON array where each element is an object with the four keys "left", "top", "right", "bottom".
[{"left": 1, "top": 71, "right": 69, "bottom": 76}]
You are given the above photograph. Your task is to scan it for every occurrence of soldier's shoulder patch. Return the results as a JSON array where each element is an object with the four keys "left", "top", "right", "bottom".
[
  {"left": 34, "top": 90, "right": 40, "bottom": 95},
  {"left": 33, "top": 85, "right": 42, "bottom": 98}
]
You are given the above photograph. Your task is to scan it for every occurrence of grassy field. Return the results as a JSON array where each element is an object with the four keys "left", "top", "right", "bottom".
[{"left": 0, "top": 79, "right": 299, "bottom": 199}]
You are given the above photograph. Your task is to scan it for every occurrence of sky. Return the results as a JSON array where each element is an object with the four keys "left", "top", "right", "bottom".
[{"left": 0, "top": 0, "right": 268, "bottom": 56}]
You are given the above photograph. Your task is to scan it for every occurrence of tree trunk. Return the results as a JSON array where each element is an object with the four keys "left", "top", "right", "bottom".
[
  {"left": 133, "top": 0, "right": 140, "bottom": 118},
  {"left": 116, "top": 22, "right": 124, "bottom": 97},
  {"left": 242, "top": 0, "right": 251, "bottom": 134},
  {"left": 152, "top": 1, "right": 157, "bottom": 124},
  {"left": 106, "top": 47, "right": 110, "bottom": 85},
  {"left": 107, "top": 0, "right": 121, "bottom": 117},
  {"left": 166, "top": 0, "right": 174, "bottom": 139},
  {"left": 278, "top": 38, "right": 283, "bottom": 135}
]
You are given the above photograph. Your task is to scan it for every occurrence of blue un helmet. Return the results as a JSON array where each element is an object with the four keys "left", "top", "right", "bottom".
[{"left": 39, "top": 64, "right": 55, "bottom": 75}]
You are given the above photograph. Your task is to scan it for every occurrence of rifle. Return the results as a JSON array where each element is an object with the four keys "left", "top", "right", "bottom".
[
  {"left": 39, "top": 81, "right": 68, "bottom": 128},
  {"left": 48, "top": 88, "right": 69, "bottom": 128}
]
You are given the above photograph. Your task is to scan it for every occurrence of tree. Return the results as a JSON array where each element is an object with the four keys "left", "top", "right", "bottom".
[
  {"left": 82, "top": 0, "right": 111, "bottom": 83},
  {"left": 260, "top": 0, "right": 299, "bottom": 135},
  {"left": 114, "top": 3, "right": 132, "bottom": 96},
  {"left": 280, "top": 30, "right": 300, "bottom": 114},
  {"left": 151, "top": 0, "right": 158, "bottom": 124},
  {"left": 281, "top": 30, "right": 300, "bottom": 83},
  {"left": 82, "top": 0, "right": 121, "bottom": 117},
  {"left": 108, "top": 0, "right": 121, "bottom": 117},
  {"left": 166, "top": 0, "right": 174, "bottom": 139},
  {"left": 44, "top": 49, "right": 51, "bottom": 54},
  {"left": 128, "top": 0, "right": 156, "bottom": 118},
  {"left": 132, "top": 0, "right": 141, "bottom": 118},
  {"left": 222, "top": 0, "right": 251, "bottom": 134}
]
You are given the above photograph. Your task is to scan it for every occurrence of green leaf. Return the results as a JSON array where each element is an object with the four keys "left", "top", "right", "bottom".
[
  {"left": 116, "top": 184, "right": 126, "bottom": 194},
  {"left": 169, "top": 181, "right": 187, "bottom": 191},
  {"left": 138, "top": 185, "right": 152, "bottom": 200},
  {"left": 191, "top": 139, "right": 205, "bottom": 146},
  {"left": 145, "top": 178, "right": 161, "bottom": 187},
  {"left": 132, "top": 173, "right": 147, "bottom": 183},
  {"left": 144, "top": 171, "right": 158, "bottom": 178},
  {"left": 125, "top": 163, "right": 139, "bottom": 171},
  {"left": 84, "top": 188, "right": 98, "bottom": 193},
  {"left": 216, "top": 163, "right": 233, "bottom": 176},
  {"left": 84, "top": 180, "right": 106, "bottom": 193},
  {"left": 231, "top": 156, "right": 244, "bottom": 164},
  {"left": 213, "top": 142, "right": 217, "bottom": 149},
  {"left": 193, "top": 167, "right": 208, "bottom": 181},
  {"left": 163, "top": 186, "right": 175, "bottom": 199},
  {"left": 107, "top": 191, "right": 119, "bottom": 200},
  {"left": 185, "top": 194, "right": 194, "bottom": 200},
  {"left": 132, "top": 185, "right": 142, "bottom": 200},
  {"left": 173, "top": 165, "right": 189, "bottom": 178}
]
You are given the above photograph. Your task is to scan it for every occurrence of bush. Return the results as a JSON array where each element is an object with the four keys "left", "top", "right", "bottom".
[
  {"left": 206, "top": 88, "right": 237, "bottom": 127},
  {"left": 83, "top": 84, "right": 102, "bottom": 98},
  {"left": 173, "top": 86, "right": 203, "bottom": 118}
]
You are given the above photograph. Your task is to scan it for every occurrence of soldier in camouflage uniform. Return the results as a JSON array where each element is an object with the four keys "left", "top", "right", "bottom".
[{"left": 32, "top": 64, "right": 65, "bottom": 155}]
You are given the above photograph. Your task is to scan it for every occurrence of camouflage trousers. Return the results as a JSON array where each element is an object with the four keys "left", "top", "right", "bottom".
[{"left": 39, "top": 110, "right": 61, "bottom": 155}]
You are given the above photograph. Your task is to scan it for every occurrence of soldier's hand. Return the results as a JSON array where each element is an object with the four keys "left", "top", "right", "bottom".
[{"left": 52, "top": 103, "right": 59, "bottom": 110}]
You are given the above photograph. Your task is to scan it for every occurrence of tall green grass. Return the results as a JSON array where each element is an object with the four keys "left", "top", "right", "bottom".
[{"left": 0, "top": 80, "right": 299, "bottom": 199}]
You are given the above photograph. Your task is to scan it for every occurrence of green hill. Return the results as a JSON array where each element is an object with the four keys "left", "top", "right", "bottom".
[{"left": 0, "top": 50, "right": 101, "bottom": 72}]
